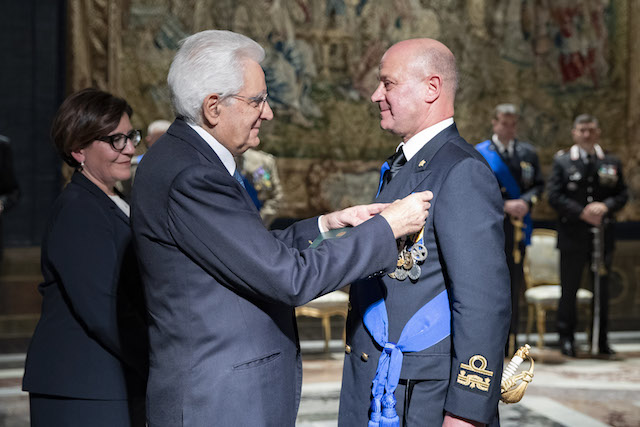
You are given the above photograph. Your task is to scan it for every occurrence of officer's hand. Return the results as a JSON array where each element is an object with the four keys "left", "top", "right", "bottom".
[
  {"left": 504, "top": 199, "right": 529, "bottom": 218},
  {"left": 321, "top": 203, "right": 389, "bottom": 230},
  {"left": 380, "top": 191, "right": 433, "bottom": 238},
  {"left": 580, "top": 206, "right": 604, "bottom": 226},
  {"left": 584, "top": 202, "right": 609, "bottom": 217}
]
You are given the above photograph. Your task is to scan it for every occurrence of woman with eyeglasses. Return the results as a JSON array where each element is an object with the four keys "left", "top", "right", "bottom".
[{"left": 22, "top": 88, "right": 148, "bottom": 426}]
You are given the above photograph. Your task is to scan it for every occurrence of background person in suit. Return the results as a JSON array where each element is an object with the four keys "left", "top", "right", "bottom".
[
  {"left": 547, "top": 114, "right": 628, "bottom": 357},
  {"left": 0, "top": 134, "right": 19, "bottom": 268},
  {"left": 476, "top": 103, "right": 544, "bottom": 356},
  {"left": 131, "top": 30, "right": 432, "bottom": 427},
  {"left": 338, "top": 39, "right": 511, "bottom": 427},
  {"left": 22, "top": 89, "right": 148, "bottom": 426}
]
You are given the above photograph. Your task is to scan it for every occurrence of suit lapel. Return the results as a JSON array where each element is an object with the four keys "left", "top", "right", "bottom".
[
  {"left": 489, "top": 140, "right": 508, "bottom": 164},
  {"left": 167, "top": 119, "right": 261, "bottom": 213},
  {"left": 572, "top": 157, "right": 587, "bottom": 177},
  {"left": 375, "top": 124, "right": 458, "bottom": 202},
  {"left": 167, "top": 119, "right": 224, "bottom": 167},
  {"left": 71, "top": 172, "right": 130, "bottom": 225}
]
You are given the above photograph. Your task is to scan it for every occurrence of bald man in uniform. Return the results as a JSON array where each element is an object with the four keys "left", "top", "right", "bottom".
[{"left": 339, "top": 39, "right": 510, "bottom": 427}]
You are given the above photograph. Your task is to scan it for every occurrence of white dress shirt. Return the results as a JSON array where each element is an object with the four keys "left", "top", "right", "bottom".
[
  {"left": 399, "top": 117, "right": 455, "bottom": 161},
  {"left": 491, "top": 134, "right": 515, "bottom": 157},
  {"left": 188, "top": 123, "right": 237, "bottom": 175}
]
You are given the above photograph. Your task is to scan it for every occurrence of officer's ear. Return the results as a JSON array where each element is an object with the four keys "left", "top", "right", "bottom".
[
  {"left": 424, "top": 74, "right": 442, "bottom": 103},
  {"left": 202, "top": 94, "right": 222, "bottom": 127}
]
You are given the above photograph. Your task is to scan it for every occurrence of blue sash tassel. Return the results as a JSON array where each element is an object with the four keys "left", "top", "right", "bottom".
[
  {"left": 476, "top": 140, "right": 532, "bottom": 245},
  {"left": 364, "top": 290, "right": 451, "bottom": 426}
]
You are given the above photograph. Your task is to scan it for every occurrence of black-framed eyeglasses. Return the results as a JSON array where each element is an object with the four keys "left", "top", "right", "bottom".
[
  {"left": 96, "top": 129, "right": 142, "bottom": 152},
  {"left": 229, "top": 93, "right": 269, "bottom": 113}
]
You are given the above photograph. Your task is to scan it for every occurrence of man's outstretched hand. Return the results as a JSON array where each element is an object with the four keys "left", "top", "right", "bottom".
[{"left": 321, "top": 203, "right": 389, "bottom": 230}]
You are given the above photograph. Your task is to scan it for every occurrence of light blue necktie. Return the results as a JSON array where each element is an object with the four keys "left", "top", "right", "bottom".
[{"left": 233, "top": 169, "right": 246, "bottom": 189}]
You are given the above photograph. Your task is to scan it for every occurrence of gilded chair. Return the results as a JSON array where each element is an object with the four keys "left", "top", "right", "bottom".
[
  {"left": 523, "top": 229, "right": 593, "bottom": 348},
  {"left": 295, "top": 290, "right": 349, "bottom": 352}
]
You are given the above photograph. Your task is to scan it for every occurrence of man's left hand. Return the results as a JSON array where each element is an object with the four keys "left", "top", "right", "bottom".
[
  {"left": 504, "top": 199, "right": 529, "bottom": 218},
  {"left": 584, "top": 201, "right": 608, "bottom": 217},
  {"left": 320, "top": 203, "right": 389, "bottom": 230}
]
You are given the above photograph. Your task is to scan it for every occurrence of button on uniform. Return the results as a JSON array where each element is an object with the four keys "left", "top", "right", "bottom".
[
  {"left": 345, "top": 345, "right": 351, "bottom": 354},
  {"left": 361, "top": 352, "right": 369, "bottom": 362}
]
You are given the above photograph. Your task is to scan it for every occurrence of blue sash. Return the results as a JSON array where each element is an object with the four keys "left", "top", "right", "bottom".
[
  {"left": 476, "top": 140, "right": 532, "bottom": 245},
  {"left": 363, "top": 290, "right": 451, "bottom": 427}
]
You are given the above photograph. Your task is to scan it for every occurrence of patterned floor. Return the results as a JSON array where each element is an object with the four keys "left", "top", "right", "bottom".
[{"left": 1, "top": 333, "right": 639, "bottom": 426}]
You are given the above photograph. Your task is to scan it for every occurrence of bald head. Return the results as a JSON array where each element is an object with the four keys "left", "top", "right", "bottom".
[
  {"left": 384, "top": 39, "right": 458, "bottom": 99},
  {"left": 372, "top": 38, "right": 457, "bottom": 141}
]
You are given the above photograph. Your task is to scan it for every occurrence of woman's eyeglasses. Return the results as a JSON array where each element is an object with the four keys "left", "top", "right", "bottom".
[{"left": 96, "top": 129, "right": 142, "bottom": 152}]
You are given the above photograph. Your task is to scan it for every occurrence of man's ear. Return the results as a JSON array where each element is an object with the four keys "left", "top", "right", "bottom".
[
  {"left": 202, "top": 93, "right": 221, "bottom": 127},
  {"left": 424, "top": 75, "right": 442, "bottom": 103}
]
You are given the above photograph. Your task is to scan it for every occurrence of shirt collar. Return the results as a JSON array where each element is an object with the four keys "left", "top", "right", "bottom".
[
  {"left": 491, "top": 134, "right": 514, "bottom": 155},
  {"left": 187, "top": 123, "right": 236, "bottom": 175},
  {"left": 400, "top": 117, "right": 454, "bottom": 161}
]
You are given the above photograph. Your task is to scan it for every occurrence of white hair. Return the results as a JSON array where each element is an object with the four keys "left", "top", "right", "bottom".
[
  {"left": 167, "top": 30, "right": 265, "bottom": 125},
  {"left": 147, "top": 119, "right": 172, "bottom": 135},
  {"left": 494, "top": 103, "right": 519, "bottom": 117}
]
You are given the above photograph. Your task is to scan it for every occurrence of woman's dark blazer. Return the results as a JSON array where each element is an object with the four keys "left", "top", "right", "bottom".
[{"left": 23, "top": 171, "right": 148, "bottom": 400}]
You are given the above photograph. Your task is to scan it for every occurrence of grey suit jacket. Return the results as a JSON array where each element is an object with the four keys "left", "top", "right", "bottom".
[
  {"left": 131, "top": 119, "right": 398, "bottom": 426},
  {"left": 339, "top": 124, "right": 511, "bottom": 425}
]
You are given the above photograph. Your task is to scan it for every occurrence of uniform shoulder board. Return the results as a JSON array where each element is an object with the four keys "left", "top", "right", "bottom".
[
  {"left": 554, "top": 149, "right": 565, "bottom": 157},
  {"left": 0, "top": 135, "right": 10, "bottom": 144},
  {"left": 519, "top": 141, "right": 535, "bottom": 151}
]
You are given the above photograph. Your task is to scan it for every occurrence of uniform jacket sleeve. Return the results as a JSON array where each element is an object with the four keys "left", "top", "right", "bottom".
[
  {"left": 521, "top": 148, "right": 544, "bottom": 207},
  {"left": 546, "top": 156, "right": 585, "bottom": 220},
  {"left": 603, "top": 156, "right": 628, "bottom": 214},
  {"left": 167, "top": 165, "right": 397, "bottom": 307},
  {"left": 438, "top": 158, "right": 511, "bottom": 423}
]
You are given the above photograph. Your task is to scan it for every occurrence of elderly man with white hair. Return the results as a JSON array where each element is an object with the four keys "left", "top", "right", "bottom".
[{"left": 131, "top": 30, "right": 433, "bottom": 426}]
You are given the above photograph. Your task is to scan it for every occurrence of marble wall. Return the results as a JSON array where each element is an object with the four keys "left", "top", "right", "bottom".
[{"left": 69, "top": 0, "right": 639, "bottom": 220}]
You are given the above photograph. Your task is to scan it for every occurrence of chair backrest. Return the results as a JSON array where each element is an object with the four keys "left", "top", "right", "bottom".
[{"left": 524, "top": 229, "right": 560, "bottom": 287}]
